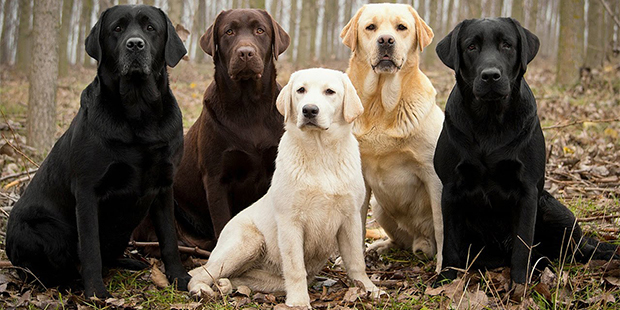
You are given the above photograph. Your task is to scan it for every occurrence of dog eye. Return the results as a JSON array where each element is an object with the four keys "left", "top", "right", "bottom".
[
  {"left": 147, "top": 25, "right": 154, "bottom": 31},
  {"left": 296, "top": 87, "right": 306, "bottom": 94},
  {"left": 114, "top": 26, "right": 122, "bottom": 32},
  {"left": 397, "top": 24, "right": 407, "bottom": 31},
  {"left": 502, "top": 42, "right": 512, "bottom": 49},
  {"left": 225, "top": 29, "right": 234, "bottom": 35},
  {"left": 467, "top": 44, "right": 476, "bottom": 51},
  {"left": 256, "top": 28, "right": 265, "bottom": 34},
  {"left": 325, "top": 89, "right": 335, "bottom": 95},
  {"left": 365, "top": 24, "right": 376, "bottom": 31}
]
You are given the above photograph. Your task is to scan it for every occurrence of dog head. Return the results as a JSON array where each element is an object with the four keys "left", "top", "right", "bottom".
[
  {"left": 436, "top": 18, "right": 539, "bottom": 102},
  {"left": 276, "top": 68, "right": 363, "bottom": 132},
  {"left": 341, "top": 4, "right": 433, "bottom": 74},
  {"left": 85, "top": 5, "right": 187, "bottom": 77},
  {"left": 201, "top": 9, "right": 290, "bottom": 81}
]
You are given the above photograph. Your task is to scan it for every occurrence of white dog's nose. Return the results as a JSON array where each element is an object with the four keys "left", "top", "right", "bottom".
[{"left": 302, "top": 104, "right": 319, "bottom": 118}]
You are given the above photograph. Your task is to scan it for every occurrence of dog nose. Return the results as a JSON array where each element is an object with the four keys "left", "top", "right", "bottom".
[
  {"left": 237, "top": 46, "right": 256, "bottom": 61},
  {"left": 481, "top": 68, "right": 501, "bottom": 82},
  {"left": 126, "top": 38, "right": 145, "bottom": 51},
  {"left": 377, "top": 35, "right": 395, "bottom": 47},
  {"left": 302, "top": 104, "right": 319, "bottom": 118}
]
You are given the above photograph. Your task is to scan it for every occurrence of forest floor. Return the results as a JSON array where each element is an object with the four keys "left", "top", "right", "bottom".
[{"left": 0, "top": 56, "right": 619, "bottom": 309}]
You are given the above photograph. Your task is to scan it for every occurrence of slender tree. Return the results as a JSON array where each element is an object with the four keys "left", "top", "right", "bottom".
[
  {"left": 585, "top": 0, "right": 604, "bottom": 68},
  {"left": 28, "top": 0, "right": 62, "bottom": 153},
  {"left": 511, "top": 0, "right": 524, "bottom": 22},
  {"left": 59, "top": 0, "right": 75, "bottom": 76},
  {"left": 0, "top": 0, "right": 18, "bottom": 65},
  {"left": 557, "top": 0, "right": 585, "bottom": 85},
  {"left": 16, "top": 0, "right": 32, "bottom": 72},
  {"left": 287, "top": 0, "right": 298, "bottom": 61}
]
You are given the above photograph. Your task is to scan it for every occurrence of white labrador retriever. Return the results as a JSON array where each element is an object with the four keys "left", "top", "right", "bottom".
[{"left": 188, "top": 68, "right": 382, "bottom": 308}]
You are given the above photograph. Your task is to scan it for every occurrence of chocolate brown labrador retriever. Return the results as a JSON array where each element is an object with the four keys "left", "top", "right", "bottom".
[
  {"left": 133, "top": 9, "right": 289, "bottom": 250},
  {"left": 433, "top": 18, "right": 618, "bottom": 287},
  {"left": 6, "top": 5, "right": 190, "bottom": 298}
]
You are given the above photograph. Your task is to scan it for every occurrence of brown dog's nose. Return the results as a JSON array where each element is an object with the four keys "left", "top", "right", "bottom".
[
  {"left": 377, "top": 35, "right": 395, "bottom": 47},
  {"left": 237, "top": 46, "right": 256, "bottom": 61}
]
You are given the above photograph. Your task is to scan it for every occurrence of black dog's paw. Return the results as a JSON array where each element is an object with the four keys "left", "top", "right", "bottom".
[
  {"left": 85, "top": 284, "right": 112, "bottom": 300},
  {"left": 431, "top": 270, "right": 457, "bottom": 288},
  {"left": 169, "top": 272, "right": 191, "bottom": 291}
]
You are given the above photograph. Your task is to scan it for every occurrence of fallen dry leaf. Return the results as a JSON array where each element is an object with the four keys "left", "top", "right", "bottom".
[
  {"left": 170, "top": 302, "right": 201, "bottom": 309},
  {"left": 150, "top": 264, "right": 170, "bottom": 288}
]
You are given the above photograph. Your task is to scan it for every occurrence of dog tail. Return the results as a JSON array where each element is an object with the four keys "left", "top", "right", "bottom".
[{"left": 536, "top": 190, "right": 619, "bottom": 263}]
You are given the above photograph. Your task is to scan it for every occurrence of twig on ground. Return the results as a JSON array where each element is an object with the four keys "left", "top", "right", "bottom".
[
  {"left": 0, "top": 261, "right": 13, "bottom": 268},
  {"left": 1, "top": 133, "right": 39, "bottom": 168},
  {"left": 129, "top": 241, "right": 211, "bottom": 258},
  {"left": 3, "top": 175, "right": 33, "bottom": 190},
  {"left": 578, "top": 214, "right": 620, "bottom": 222},
  {"left": 0, "top": 168, "right": 38, "bottom": 182},
  {"left": 542, "top": 118, "right": 620, "bottom": 130}
]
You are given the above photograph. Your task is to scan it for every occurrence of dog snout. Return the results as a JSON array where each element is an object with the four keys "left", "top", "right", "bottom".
[
  {"left": 377, "top": 35, "right": 395, "bottom": 47},
  {"left": 237, "top": 46, "right": 256, "bottom": 62},
  {"left": 126, "top": 37, "right": 145, "bottom": 51},
  {"left": 302, "top": 104, "right": 319, "bottom": 119},
  {"left": 481, "top": 68, "right": 501, "bottom": 83}
]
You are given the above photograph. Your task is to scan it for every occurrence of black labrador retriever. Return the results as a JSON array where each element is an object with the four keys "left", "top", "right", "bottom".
[
  {"left": 6, "top": 5, "right": 190, "bottom": 298},
  {"left": 133, "top": 9, "right": 290, "bottom": 251},
  {"left": 433, "top": 18, "right": 617, "bottom": 286}
]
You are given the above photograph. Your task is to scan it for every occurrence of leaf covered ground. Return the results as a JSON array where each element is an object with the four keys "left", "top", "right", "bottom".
[{"left": 0, "top": 56, "right": 619, "bottom": 309}]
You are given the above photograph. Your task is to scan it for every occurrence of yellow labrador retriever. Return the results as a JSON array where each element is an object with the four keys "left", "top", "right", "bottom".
[
  {"left": 188, "top": 68, "right": 382, "bottom": 308},
  {"left": 341, "top": 3, "right": 444, "bottom": 271}
]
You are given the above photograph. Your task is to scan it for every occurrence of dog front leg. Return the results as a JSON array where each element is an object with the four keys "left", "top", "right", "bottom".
[
  {"left": 338, "top": 213, "right": 384, "bottom": 298},
  {"left": 75, "top": 190, "right": 109, "bottom": 298},
  {"left": 425, "top": 171, "right": 444, "bottom": 273},
  {"left": 360, "top": 181, "right": 372, "bottom": 243},
  {"left": 510, "top": 191, "right": 537, "bottom": 285},
  {"left": 151, "top": 187, "right": 191, "bottom": 290},
  {"left": 434, "top": 187, "right": 462, "bottom": 287},
  {"left": 276, "top": 215, "right": 311, "bottom": 308},
  {"left": 204, "top": 175, "right": 232, "bottom": 238}
]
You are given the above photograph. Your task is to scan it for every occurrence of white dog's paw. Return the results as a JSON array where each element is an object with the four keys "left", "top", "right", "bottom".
[
  {"left": 285, "top": 294, "right": 312, "bottom": 309},
  {"left": 216, "top": 278, "right": 233, "bottom": 295},
  {"left": 189, "top": 280, "right": 215, "bottom": 298},
  {"left": 367, "top": 239, "right": 394, "bottom": 254},
  {"left": 412, "top": 238, "right": 436, "bottom": 260},
  {"left": 368, "top": 286, "right": 388, "bottom": 299}
]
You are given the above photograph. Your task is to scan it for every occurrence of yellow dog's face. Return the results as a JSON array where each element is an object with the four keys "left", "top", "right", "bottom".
[{"left": 341, "top": 4, "right": 433, "bottom": 74}]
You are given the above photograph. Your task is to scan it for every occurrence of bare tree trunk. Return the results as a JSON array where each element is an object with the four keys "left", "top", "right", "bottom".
[
  {"left": 445, "top": 0, "right": 455, "bottom": 30},
  {"left": 0, "top": 0, "right": 18, "bottom": 65},
  {"left": 249, "top": 0, "right": 264, "bottom": 8},
  {"left": 28, "top": 0, "right": 61, "bottom": 153},
  {"left": 308, "top": 0, "right": 318, "bottom": 62},
  {"left": 468, "top": 0, "right": 482, "bottom": 18},
  {"left": 296, "top": 0, "right": 313, "bottom": 67},
  {"left": 59, "top": 0, "right": 74, "bottom": 76},
  {"left": 528, "top": 0, "right": 539, "bottom": 32},
  {"left": 193, "top": 0, "right": 207, "bottom": 63},
  {"left": 557, "top": 0, "right": 585, "bottom": 85},
  {"left": 321, "top": 0, "right": 336, "bottom": 61},
  {"left": 494, "top": 0, "right": 504, "bottom": 16},
  {"left": 585, "top": 0, "right": 604, "bottom": 68},
  {"left": 168, "top": 0, "right": 183, "bottom": 26},
  {"left": 287, "top": 0, "right": 298, "bottom": 61},
  {"left": 424, "top": 0, "right": 439, "bottom": 64},
  {"left": 16, "top": 0, "right": 32, "bottom": 72},
  {"left": 511, "top": 0, "right": 524, "bottom": 22}
]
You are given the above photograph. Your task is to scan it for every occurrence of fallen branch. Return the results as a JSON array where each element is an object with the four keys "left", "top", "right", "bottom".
[
  {"left": 542, "top": 118, "right": 620, "bottom": 130},
  {"left": 0, "top": 109, "right": 40, "bottom": 168},
  {"left": 0, "top": 168, "right": 38, "bottom": 182},
  {"left": 129, "top": 241, "right": 211, "bottom": 258},
  {"left": 3, "top": 175, "right": 34, "bottom": 190},
  {"left": 578, "top": 214, "right": 620, "bottom": 222}
]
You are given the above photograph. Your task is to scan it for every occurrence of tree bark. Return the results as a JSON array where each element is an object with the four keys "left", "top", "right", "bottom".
[
  {"left": 557, "top": 0, "right": 585, "bottom": 85},
  {"left": 249, "top": 0, "right": 265, "bottom": 8},
  {"left": 0, "top": 0, "right": 18, "bottom": 65},
  {"left": 28, "top": 0, "right": 61, "bottom": 153},
  {"left": 168, "top": 0, "right": 184, "bottom": 26},
  {"left": 585, "top": 0, "right": 604, "bottom": 68},
  {"left": 16, "top": 0, "right": 33, "bottom": 72},
  {"left": 296, "top": 0, "right": 314, "bottom": 67},
  {"left": 59, "top": 0, "right": 74, "bottom": 76},
  {"left": 511, "top": 0, "right": 524, "bottom": 23},
  {"left": 287, "top": 0, "right": 298, "bottom": 61}
]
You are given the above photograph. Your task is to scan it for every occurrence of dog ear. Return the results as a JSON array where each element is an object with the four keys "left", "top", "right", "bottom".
[
  {"left": 407, "top": 6, "right": 433, "bottom": 52},
  {"left": 436, "top": 20, "right": 466, "bottom": 72},
  {"left": 201, "top": 11, "right": 226, "bottom": 56},
  {"left": 508, "top": 18, "right": 540, "bottom": 72},
  {"left": 261, "top": 10, "right": 290, "bottom": 60},
  {"left": 85, "top": 9, "right": 108, "bottom": 64},
  {"left": 340, "top": 5, "right": 366, "bottom": 52},
  {"left": 276, "top": 78, "right": 293, "bottom": 122},
  {"left": 160, "top": 10, "right": 187, "bottom": 67},
  {"left": 342, "top": 73, "right": 364, "bottom": 123}
]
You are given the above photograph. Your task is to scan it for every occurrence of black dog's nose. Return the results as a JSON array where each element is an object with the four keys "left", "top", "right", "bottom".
[
  {"left": 377, "top": 35, "right": 395, "bottom": 46},
  {"left": 126, "top": 38, "right": 145, "bottom": 51},
  {"left": 302, "top": 104, "right": 319, "bottom": 118},
  {"left": 481, "top": 68, "right": 501, "bottom": 82},
  {"left": 237, "top": 46, "right": 256, "bottom": 61}
]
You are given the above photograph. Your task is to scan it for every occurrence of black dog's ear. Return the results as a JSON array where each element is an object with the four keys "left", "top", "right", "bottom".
[
  {"left": 260, "top": 10, "right": 290, "bottom": 60},
  {"left": 201, "top": 10, "right": 227, "bottom": 57},
  {"left": 508, "top": 18, "right": 540, "bottom": 72},
  {"left": 436, "top": 20, "right": 466, "bottom": 72},
  {"left": 85, "top": 9, "right": 109, "bottom": 63},
  {"left": 160, "top": 9, "right": 187, "bottom": 67}
]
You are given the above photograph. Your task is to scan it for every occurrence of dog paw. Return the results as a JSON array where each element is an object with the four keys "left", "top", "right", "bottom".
[
  {"left": 368, "top": 286, "right": 388, "bottom": 299},
  {"left": 216, "top": 278, "right": 233, "bottom": 295},
  {"left": 366, "top": 239, "right": 393, "bottom": 254},
  {"left": 285, "top": 295, "right": 312, "bottom": 309},
  {"left": 172, "top": 273, "right": 191, "bottom": 291},
  {"left": 189, "top": 281, "right": 215, "bottom": 298}
]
